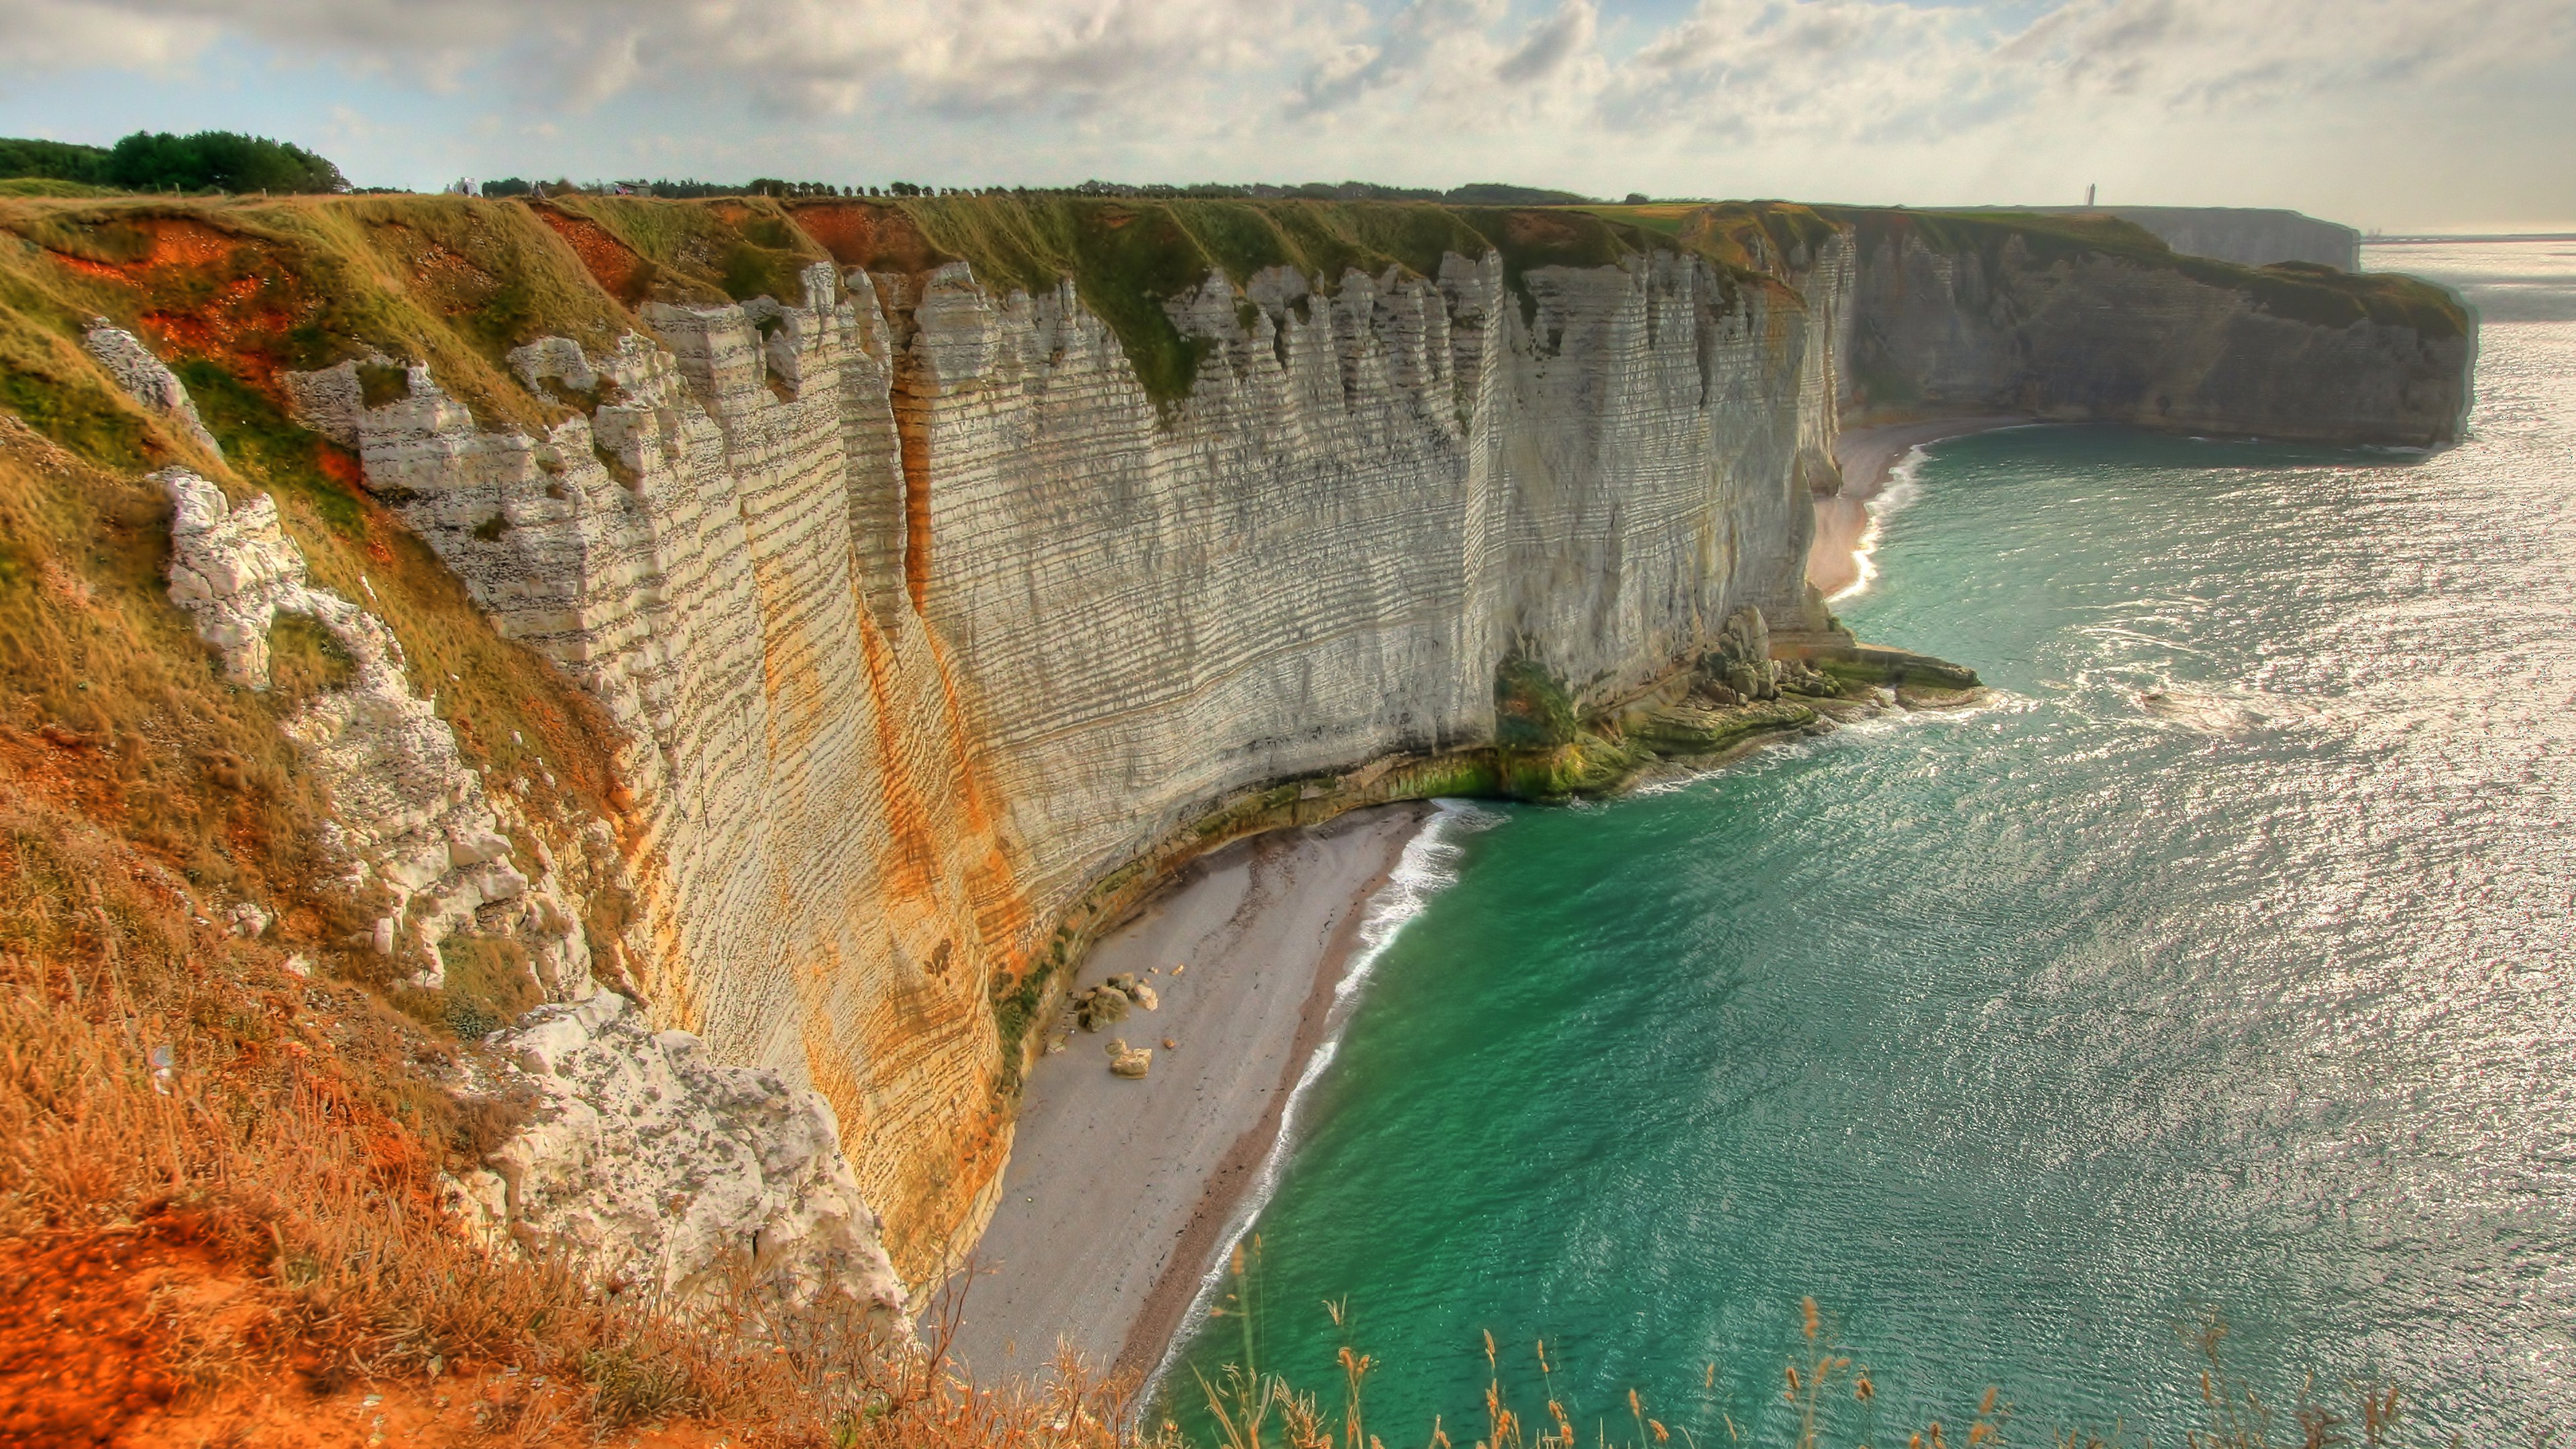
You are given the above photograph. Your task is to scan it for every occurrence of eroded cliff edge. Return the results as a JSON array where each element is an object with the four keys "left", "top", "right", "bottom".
[{"left": 0, "top": 194, "right": 2472, "bottom": 1287}]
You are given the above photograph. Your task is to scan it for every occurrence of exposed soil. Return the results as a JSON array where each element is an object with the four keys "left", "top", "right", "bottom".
[
  {"left": 785, "top": 201, "right": 945, "bottom": 274},
  {"left": 0, "top": 1226, "right": 237, "bottom": 1446},
  {"left": 0, "top": 1220, "right": 757, "bottom": 1448},
  {"left": 530, "top": 208, "right": 656, "bottom": 306},
  {"left": 40, "top": 216, "right": 323, "bottom": 398}
]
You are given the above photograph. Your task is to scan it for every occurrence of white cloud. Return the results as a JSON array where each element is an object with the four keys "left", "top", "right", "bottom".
[
  {"left": 0, "top": 0, "right": 221, "bottom": 72},
  {"left": 0, "top": 0, "right": 1299, "bottom": 117},
  {"left": 1498, "top": 0, "right": 1597, "bottom": 85},
  {"left": 0, "top": 0, "right": 2567, "bottom": 222},
  {"left": 11, "top": 0, "right": 2565, "bottom": 133}
]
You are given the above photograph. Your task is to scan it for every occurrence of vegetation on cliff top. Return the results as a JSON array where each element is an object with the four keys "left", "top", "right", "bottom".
[
  {"left": 1811, "top": 205, "right": 2470, "bottom": 339},
  {"left": 0, "top": 189, "right": 2467, "bottom": 429},
  {"left": 0, "top": 130, "right": 350, "bottom": 196},
  {"left": 0, "top": 193, "right": 643, "bottom": 435},
  {"left": 0, "top": 197, "right": 632, "bottom": 977}
]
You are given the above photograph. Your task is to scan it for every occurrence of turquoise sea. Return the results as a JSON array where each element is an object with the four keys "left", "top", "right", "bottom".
[{"left": 1167, "top": 241, "right": 2576, "bottom": 1443}]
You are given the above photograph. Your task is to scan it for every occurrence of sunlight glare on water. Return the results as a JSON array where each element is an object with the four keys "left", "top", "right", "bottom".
[{"left": 1169, "top": 241, "right": 2576, "bottom": 1444}]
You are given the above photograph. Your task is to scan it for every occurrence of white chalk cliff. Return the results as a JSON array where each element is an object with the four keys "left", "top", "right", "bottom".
[
  {"left": 38, "top": 193, "right": 2467, "bottom": 1322},
  {"left": 453, "top": 990, "right": 906, "bottom": 1315},
  {"left": 266, "top": 239, "right": 1844, "bottom": 1275}
]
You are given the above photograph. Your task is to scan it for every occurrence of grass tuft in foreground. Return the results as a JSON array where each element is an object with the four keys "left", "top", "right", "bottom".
[{"left": 1165, "top": 1244, "right": 2423, "bottom": 1449}]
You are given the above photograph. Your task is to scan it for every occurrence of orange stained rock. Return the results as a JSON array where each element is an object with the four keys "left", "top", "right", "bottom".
[
  {"left": 926, "top": 629, "right": 1033, "bottom": 971},
  {"left": 782, "top": 199, "right": 949, "bottom": 274},
  {"left": 529, "top": 205, "right": 656, "bottom": 305},
  {"left": 855, "top": 608, "right": 949, "bottom": 910},
  {"left": 897, "top": 394, "right": 934, "bottom": 613},
  {"left": 795, "top": 607, "right": 1022, "bottom": 1279}
]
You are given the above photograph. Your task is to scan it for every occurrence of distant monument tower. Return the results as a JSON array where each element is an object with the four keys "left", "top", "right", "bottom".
[{"left": 2087, "top": 184, "right": 2097, "bottom": 207}]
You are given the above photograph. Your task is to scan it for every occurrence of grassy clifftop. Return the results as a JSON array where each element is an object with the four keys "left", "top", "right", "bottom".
[
  {"left": 1, "top": 191, "right": 2467, "bottom": 435},
  {"left": 1811, "top": 205, "right": 2469, "bottom": 339},
  {"left": 1, "top": 191, "right": 1772, "bottom": 426}
]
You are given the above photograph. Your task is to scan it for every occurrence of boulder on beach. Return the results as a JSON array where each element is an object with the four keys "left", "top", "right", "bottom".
[
  {"left": 1073, "top": 983, "right": 1132, "bottom": 1031},
  {"left": 1106, "top": 1039, "right": 1153, "bottom": 1078}
]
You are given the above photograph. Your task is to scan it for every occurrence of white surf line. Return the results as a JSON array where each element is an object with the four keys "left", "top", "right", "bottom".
[
  {"left": 1826, "top": 442, "right": 1933, "bottom": 604},
  {"left": 1139, "top": 798, "right": 1500, "bottom": 1405}
]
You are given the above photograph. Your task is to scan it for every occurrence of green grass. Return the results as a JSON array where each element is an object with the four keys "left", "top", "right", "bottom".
[
  {"left": 0, "top": 354, "right": 158, "bottom": 471},
  {"left": 545, "top": 193, "right": 827, "bottom": 307},
  {"left": 410, "top": 934, "right": 543, "bottom": 1040},
  {"left": 0, "top": 177, "right": 124, "bottom": 200},
  {"left": 265, "top": 611, "right": 356, "bottom": 709},
  {"left": 1, "top": 191, "right": 2466, "bottom": 434},
  {"left": 356, "top": 361, "right": 409, "bottom": 407},
  {"left": 0, "top": 200, "right": 633, "bottom": 973}
]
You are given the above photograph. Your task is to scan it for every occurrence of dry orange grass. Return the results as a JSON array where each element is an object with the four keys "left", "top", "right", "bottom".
[
  {"left": 0, "top": 386, "right": 1151, "bottom": 1446},
  {"left": 0, "top": 612, "right": 1156, "bottom": 1447},
  {"left": 1176, "top": 1246, "right": 2414, "bottom": 1449}
]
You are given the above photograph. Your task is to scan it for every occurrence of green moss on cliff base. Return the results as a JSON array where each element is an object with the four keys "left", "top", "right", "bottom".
[{"left": 1493, "top": 654, "right": 1579, "bottom": 749}]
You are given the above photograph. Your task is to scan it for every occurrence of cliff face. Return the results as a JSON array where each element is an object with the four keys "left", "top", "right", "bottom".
[
  {"left": 300, "top": 232, "right": 1840, "bottom": 1276},
  {"left": 1825, "top": 214, "right": 2468, "bottom": 447},
  {"left": 0, "top": 195, "right": 2473, "bottom": 1286},
  {"left": 2002, "top": 206, "right": 2361, "bottom": 270}
]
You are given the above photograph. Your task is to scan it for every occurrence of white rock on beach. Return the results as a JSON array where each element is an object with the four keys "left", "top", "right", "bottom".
[{"left": 460, "top": 991, "right": 906, "bottom": 1314}]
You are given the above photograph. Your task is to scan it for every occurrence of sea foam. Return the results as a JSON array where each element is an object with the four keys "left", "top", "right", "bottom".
[{"left": 1142, "top": 798, "right": 1500, "bottom": 1400}]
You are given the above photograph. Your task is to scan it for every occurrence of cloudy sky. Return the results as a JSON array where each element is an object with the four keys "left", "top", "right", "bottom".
[{"left": 3, "top": 0, "right": 2569, "bottom": 229}]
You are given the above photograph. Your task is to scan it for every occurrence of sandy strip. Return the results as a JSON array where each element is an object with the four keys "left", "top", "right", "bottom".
[
  {"left": 1809, "top": 416, "right": 2027, "bottom": 598},
  {"left": 941, "top": 804, "right": 1432, "bottom": 1385}
]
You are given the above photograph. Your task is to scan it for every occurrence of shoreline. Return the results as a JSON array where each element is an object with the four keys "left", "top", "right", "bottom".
[
  {"left": 1111, "top": 809, "right": 1424, "bottom": 1385},
  {"left": 1810, "top": 415, "right": 2027, "bottom": 598},
  {"left": 943, "top": 690, "right": 1984, "bottom": 1389},
  {"left": 941, "top": 803, "right": 1434, "bottom": 1387}
]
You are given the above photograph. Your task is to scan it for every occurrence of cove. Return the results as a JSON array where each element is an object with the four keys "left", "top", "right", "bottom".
[{"left": 1166, "top": 244, "right": 2576, "bottom": 1443}]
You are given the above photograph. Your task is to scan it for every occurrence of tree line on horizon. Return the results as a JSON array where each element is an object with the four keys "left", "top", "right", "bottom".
[
  {"left": 470, "top": 176, "right": 1614, "bottom": 204},
  {"left": 0, "top": 130, "right": 348, "bottom": 195},
  {"left": 1, "top": 132, "right": 1642, "bottom": 209}
]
